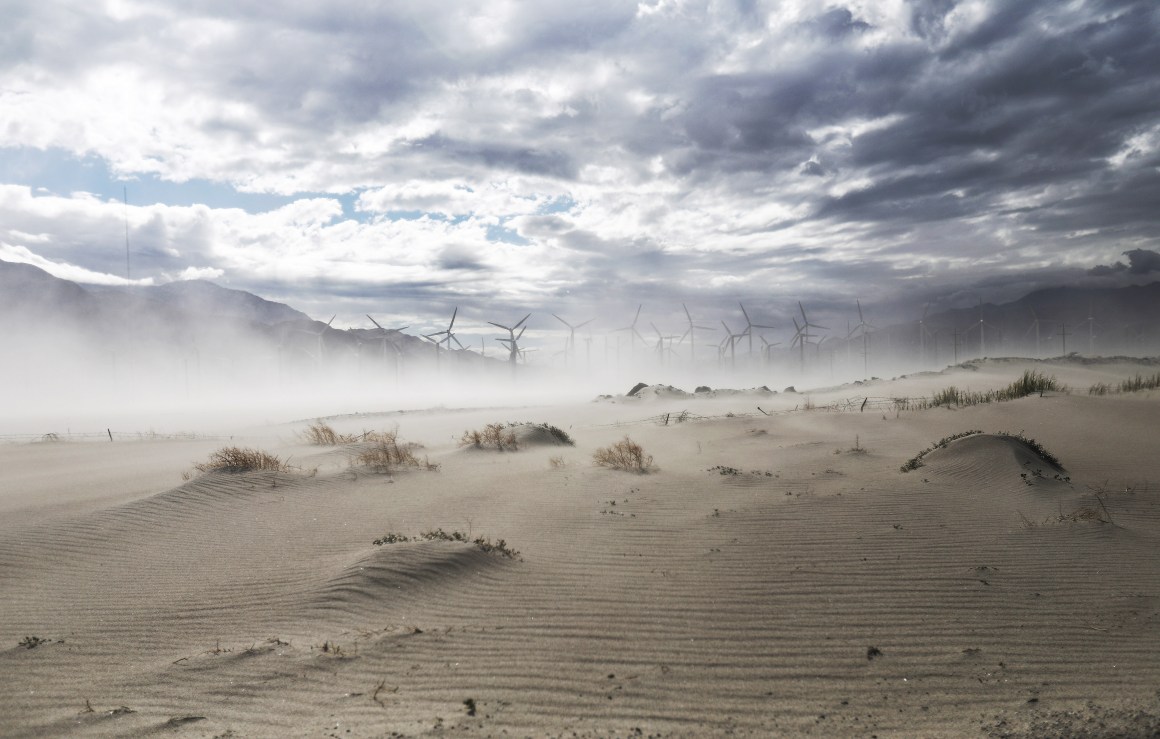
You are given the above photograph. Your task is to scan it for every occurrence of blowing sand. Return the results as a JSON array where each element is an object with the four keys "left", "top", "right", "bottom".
[{"left": 2, "top": 358, "right": 1160, "bottom": 737}]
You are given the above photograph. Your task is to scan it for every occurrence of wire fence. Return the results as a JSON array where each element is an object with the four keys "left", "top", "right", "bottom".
[
  {"left": 602, "top": 395, "right": 942, "bottom": 427},
  {"left": 0, "top": 429, "right": 234, "bottom": 444}
]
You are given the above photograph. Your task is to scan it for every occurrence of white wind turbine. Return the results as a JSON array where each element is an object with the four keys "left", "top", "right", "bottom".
[
  {"left": 966, "top": 301, "right": 1000, "bottom": 358},
  {"left": 489, "top": 314, "right": 531, "bottom": 367},
  {"left": 918, "top": 303, "right": 934, "bottom": 365},
  {"left": 847, "top": 300, "right": 875, "bottom": 377},
  {"left": 614, "top": 304, "right": 647, "bottom": 355},
  {"left": 1081, "top": 301, "right": 1102, "bottom": 355},
  {"left": 791, "top": 302, "right": 828, "bottom": 374},
  {"left": 680, "top": 303, "right": 715, "bottom": 365},
  {"left": 366, "top": 314, "right": 409, "bottom": 381},
  {"left": 1024, "top": 308, "right": 1044, "bottom": 357},
  {"left": 738, "top": 302, "right": 776, "bottom": 359},
  {"left": 552, "top": 313, "right": 594, "bottom": 366}
]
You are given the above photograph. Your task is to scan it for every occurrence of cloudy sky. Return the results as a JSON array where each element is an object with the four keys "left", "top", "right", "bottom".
[{"left": 2, "top": 0, "right": 1159, "bottom": 336}]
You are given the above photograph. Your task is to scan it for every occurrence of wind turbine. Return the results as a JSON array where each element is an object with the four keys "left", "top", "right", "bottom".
[
  {"left": 847, "top": 300, "right": 875, "bottom": 377},
  {"left": 759, "top": 335, "right": 782, "bottom": 365},
  {"left": 489, "top": 314, "right": 531, "bottom": 367},
  {"left": 1081, "top": 302, "right": 1101, "bottom": 355},
  {"left": 680, "top": 303, "right": 715, "bottom": 364},
  {"left": 738, "top": 302, "right": 776, "bottom": 358},
  {"left": 719, "top": 320, "right": 746, "bottom": 369},
  {"left": 366, "top": 314, "right": 409, "bottom": 380},
  {"left": 918, "top": 303, "right": 934, "bottom": 365},
  {"left": 614, "top": 305, "right": 648, "bottom": 355},
  {"left": 791, "top": 302, "right": 828, "bottom": 374},
  {"left": 966, "top": 302, "right": 999, "bottom": 358},
  {"left": 1024, "top": 308, "right": 1044, "bottom": 357},
  {"left": 552, "top": 313, "right": 594, "bottom": 365},
  {"left": 425, "top": 307, "right": 465, "bottom": 353}
]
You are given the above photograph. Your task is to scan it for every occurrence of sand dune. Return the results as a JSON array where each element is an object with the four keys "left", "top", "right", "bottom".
[{"left": 2, "top": 358, "right": 1160, "bottom": 737}]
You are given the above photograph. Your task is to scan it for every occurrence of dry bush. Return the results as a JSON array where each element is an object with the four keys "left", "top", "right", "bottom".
[
  {"left": 194, "top": 447, "right": 289, "bottom": 474},
  {"left": 593, "top": 436, "right": 653, "bottom": 473},
  {"left": 459, "top": 423, "right": 519, "bottom": 451},
  {"left": 548, "top": 455, "right": 567, "bottom": 469},
  {"left": 302, "top": 421, "right": 358, "bottom": 445},
  {"left": 353, "top": 430, "right": 436, "bottom": 473}
]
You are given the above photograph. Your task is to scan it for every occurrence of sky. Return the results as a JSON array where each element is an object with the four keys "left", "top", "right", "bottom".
[{"left": 2, "top": 0, "right": 1159, "bottom": 339}]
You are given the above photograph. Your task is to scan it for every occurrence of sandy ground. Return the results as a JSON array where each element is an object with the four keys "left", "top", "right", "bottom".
[{"left": 2, "top": 357, "right": 1160, "bottom": 737}]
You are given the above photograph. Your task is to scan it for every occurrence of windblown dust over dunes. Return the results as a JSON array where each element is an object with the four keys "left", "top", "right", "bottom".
[{"left": 1, "top": 359, "right": 1160, "bottom": 737}]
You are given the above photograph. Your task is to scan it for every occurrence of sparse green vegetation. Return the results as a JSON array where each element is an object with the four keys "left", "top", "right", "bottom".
[
  {"left": 900, "top": 430, "right": 983, "bottom": 472},
  {"left": 1088, "top": 372, "right": 1160, "bottom": 396},
  {"left": 194, "top": 447, "right": 290, "bottom": 474},
  {"left": 593, "top": 436, "right": 654, "bottom": 473}
]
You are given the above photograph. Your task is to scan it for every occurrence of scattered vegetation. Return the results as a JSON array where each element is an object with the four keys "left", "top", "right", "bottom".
[
  {"left": 373, "top": 529, "right": 521, "bottom": 559},
  {"left": 900, "top": 430, "right": 983, "bottom": 472},
  {"left": 995, "top": 430, "right": 1064, "bottom": 469},
  {"left": 352, "top": 430, "right": 437, "bottom": 473},
  {"left": 460, "top": 423, "right": 519, "bottom": 451},
  {"left": 301, "top": 420, "right": 359, "bottom": 445},
  {"left": 910, "top": 370, "right": 1066, "bottom": 410},
  {"left": 593, "top": 436, "right": 654, "bottom": 473},
  {"left": 459, "top": 421, "right": 574, "bottom": 451},
  {"left": 1019, "top": 485, "right": 1114, "bottom": 528},
  {"left": 193, "top": 447, "right": 290, "bottom": 474},
  {"left": 18, "top": 636, "right": 48, "bottom": 649},
  {"left": 548, "top": 455, "right": 567, "bottom": 469},
  {"left": 1088, "top": 372, "right": 1160, "bottom": 396}
]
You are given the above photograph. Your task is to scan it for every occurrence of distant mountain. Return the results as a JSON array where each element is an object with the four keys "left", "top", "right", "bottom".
[
  {"left": 86, "top": 278, "right": 310, "bottom": 326},
  {"left": 870, "top": 282, "right": 1160, "bottom": 364}
]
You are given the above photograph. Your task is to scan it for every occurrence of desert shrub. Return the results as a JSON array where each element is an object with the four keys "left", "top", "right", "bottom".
[
  {"left": 1088, "top": 382, "right": 1113, "bottom": 396},
  {"left": 353, "top": 431, "right": 436, "bottom": 473},
  {"left": 593, "top": 436, "right": 653, "bottom": 473},
  {"left": 534, "top": 423, "right": 574, "bottom": 445},
  {"left": 420, "top": 528, "right": 469, "bottom": 542},
  {"left": 459, "top": 423, "right": 519, "bottom": 451},
  {"left": 195, "top": 447, "right": 289, "bottom": 474},
  {"left": 301, "top": 420, "right": 358, "bottom": 445},
  {"left": 548, "top": 455, "right": 566, "bottom": 469},
  {"left": 374, "top": 529, "right": 520, "bottom": 558},
  {"left": 900, "top": 430, "right": 983, "bottom": 472}
]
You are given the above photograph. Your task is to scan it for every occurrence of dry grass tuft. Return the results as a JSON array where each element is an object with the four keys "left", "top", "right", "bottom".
[
  {"left": 593, "top": 436, "right": 654, "bottom": 473},
  {"left": 194, "top": 447, "right": 289, "bottom": 474},
  {"left": 302, "top": 420, "right": 359, "bottom": 445},
  {"left": 353, "top": 430, "right": 437, "bottom": 473},
  {"left": 459, "top": 423, "right": 519, "bottom": 451}
]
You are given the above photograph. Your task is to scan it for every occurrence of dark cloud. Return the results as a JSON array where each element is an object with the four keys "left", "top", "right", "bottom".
[
  {"left": 410, "top": 134, "right": 578, "bottom": 180},
  {"left": 1089, "top": 248, "right": 1160, "bottom": 276},
  {"left": 808, "top": 7, "right": 872, "bottom": 38}
]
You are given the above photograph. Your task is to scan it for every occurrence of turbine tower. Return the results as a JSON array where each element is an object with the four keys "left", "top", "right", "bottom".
[
  {"left": 791, "top": 302, "right": 828, "bottom": 375},
  {"left": 551, "top": 313, "right": 594, "bottom": 366},
  {"left": 489, "top": 314, "right": 531, "bottom": 368},
  {"left": 680, "top": 303, "right": 715, "bottom": 365}
]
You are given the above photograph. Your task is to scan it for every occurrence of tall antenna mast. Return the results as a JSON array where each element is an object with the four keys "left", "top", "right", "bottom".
[{"left": 123, "top": 186, "right": 130, "bottom": 282}]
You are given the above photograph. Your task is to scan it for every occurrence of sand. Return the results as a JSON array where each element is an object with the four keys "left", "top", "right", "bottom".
[{"left": 2, "top": 357, "right": 1160, "bottom": 737}]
